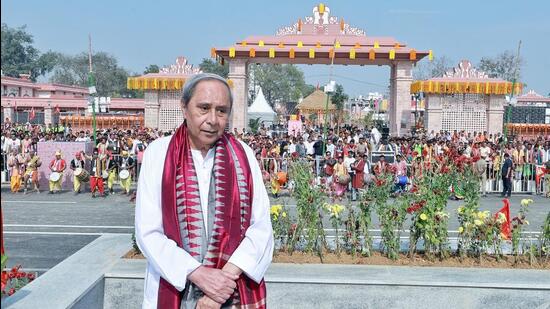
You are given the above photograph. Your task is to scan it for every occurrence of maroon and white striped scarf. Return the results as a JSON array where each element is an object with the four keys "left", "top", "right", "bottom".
[{"left": 159, "top": 124, "right": 266, "bottom": 308}]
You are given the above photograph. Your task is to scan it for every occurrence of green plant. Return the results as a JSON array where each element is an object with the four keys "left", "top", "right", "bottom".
[
  {"left": 288, "top": 160, "right": 327, "bottom": 261},
  {"left": 539, "top": 212, "right": 550, "bottom": 262},
  {"left": 511, "top": 199, "right": 533, "bottom": 261},
  {"left": 357, "top": 193, "right": 374, "bottom": 257},
  {"left": 270, "top": 203, "right": 292, "bottom": 252}
]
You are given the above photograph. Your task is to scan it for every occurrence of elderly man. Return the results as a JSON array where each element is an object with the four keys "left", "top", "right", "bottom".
[
  {"left": 136, "top": 73, "right": 273, "bottom": 309},
  {"left": 48, "top": 150, "right": 66, "bottom": 194}
]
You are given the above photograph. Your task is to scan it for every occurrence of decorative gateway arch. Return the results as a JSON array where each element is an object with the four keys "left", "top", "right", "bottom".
[{"left": 212, "top": 4, "right": 431, "bottom": 136}]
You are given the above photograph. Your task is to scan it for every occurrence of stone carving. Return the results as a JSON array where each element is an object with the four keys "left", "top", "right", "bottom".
[
  {"left": 443, "top": 60, "right": 489, "bottom": 79},
  {"left": 159, "top": 57, "right": 201, "bottom": 75}
]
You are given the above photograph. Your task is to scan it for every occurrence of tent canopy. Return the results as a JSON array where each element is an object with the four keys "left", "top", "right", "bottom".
[
  {"left": 248, "top": 87, "right": 276, "bottom": 124},
  {"left": 296, "top": 89, "right": 336, "bottom": 113}
]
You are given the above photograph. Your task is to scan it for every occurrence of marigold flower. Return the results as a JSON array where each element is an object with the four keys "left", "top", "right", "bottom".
[
  {"left": 520, "top": 199, "right": 533, "bottom": 207},
  {"left": 282, "top": 212, "right": 287, "bottom": 218},
  {"left": 419, "top": 213, "right": 428, "bottom": 221},
  {"left": 474, "top": 219, "right": 483, "bottom": 226},
  {"left": 458, "top": 226, "right": 464, "bottom": 233}
]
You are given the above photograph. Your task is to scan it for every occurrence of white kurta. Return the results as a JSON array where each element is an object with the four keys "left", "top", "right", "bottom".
[{"left": 135, "top": 136, "right": 274, "bottom": 309}]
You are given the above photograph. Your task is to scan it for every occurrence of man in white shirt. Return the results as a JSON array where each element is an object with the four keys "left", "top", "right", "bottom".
[
  {"left": 479, "top": 142, "right": 491, "bottom": 159},
  {"left": 136, "top": 74, "right": 273, "bottom": 309}
]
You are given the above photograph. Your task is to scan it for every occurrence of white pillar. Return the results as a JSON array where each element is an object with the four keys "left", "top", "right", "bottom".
[
  {"left": 44, "top": 103, "right": 53, "bottom": 126},
  {"left": 389, "top": 61, "right": 413, "bottom": 136},
  {"left": 487, "top": 95, "right": 505, "bottom": 135},
  {"left": 228, "top": 59, "right": 248, "bottom": 132},
  {"left": 425, "top": 95, "right": 443, "bottom": 133},
  {"left": 144, "top": 91, "right": 160, "bottom": 129},
  {"left": 3, "top": 105, "right": 14, "bottom": 123}
]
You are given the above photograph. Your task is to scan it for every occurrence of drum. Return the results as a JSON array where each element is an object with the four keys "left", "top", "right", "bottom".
[
  {"left": 276, "top": 172, "right": 287, "bottom": 185},
  {"left": 49, "top": 172, "right": 61, "bottom": 182},
  {"left": 101, "top": 170, "right": 109, "bottom": 179},
  {"left": 337, "top": 174, "right": 351, "bottom": 185},
  {"left": 74, "top": 168, "right": 90, "bottom": 182},
  {"left": 398, "top": 176, "right": 408, "bottom": 186},
  {"left": 119, "top": 169, "right": 130, "bottom": 180}
]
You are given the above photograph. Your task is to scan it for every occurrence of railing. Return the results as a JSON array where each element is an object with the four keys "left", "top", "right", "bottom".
[{"left": 257, "top": 156, "right": 548, "bottom": 195}]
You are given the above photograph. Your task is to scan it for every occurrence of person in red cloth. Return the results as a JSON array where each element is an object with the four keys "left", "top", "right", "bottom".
[
  {"left": 135, "top": 73, "right": 273, "bottom": 309},
  {"left": 88, "top": 148, "right": 106, "bottom": 198},
  {"left": 351, "top": 153, "right": 366, "bottom": 200}
]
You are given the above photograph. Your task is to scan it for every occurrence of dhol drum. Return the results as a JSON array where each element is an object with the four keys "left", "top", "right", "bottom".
[
  {"left": 337, "top": 174, "right": 351, "bottom": 185},
  {"left": 49, "top": 172, "right": 61, "bottom": 182},
  {"left": 101, "top": 170, "right": 109, "bottom": 179},
  {"left": 119, "top": 169, "right": 130, "bottom": 180},
  {"left": 74, "top": 168, "right": 90, "bottom": 182}
]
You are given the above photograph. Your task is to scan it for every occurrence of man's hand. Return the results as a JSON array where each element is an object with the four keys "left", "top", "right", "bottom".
[
  {"left": 188, "top": 266, "right": 238, "bottom": 304},
  {"left": 196, "top": 295, "right": 222, "bottom": 309}
]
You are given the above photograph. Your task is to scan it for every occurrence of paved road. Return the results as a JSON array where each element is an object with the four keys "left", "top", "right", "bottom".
[{"left": 2, "top": 184, "right": 548, "bottom": 276}]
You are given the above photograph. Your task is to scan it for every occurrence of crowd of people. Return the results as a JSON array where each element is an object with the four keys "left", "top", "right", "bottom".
[
  {"left": 1, "top": 121, "right": 167, "bottom": 197},
  {"left": 2, "top": 120, "right": 550, "bottom": 200}
]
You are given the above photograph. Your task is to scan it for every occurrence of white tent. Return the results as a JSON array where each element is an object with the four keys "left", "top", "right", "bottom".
[{"left": 248, "top": 87, "right": 276, "bottom": 126}]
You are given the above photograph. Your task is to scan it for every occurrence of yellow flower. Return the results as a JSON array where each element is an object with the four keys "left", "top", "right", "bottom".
[
  {"left": 496, "top": 212, "right": 507, "bottom": 224},
  {"left": 270, "top": 205, "right": 282, "bottom": 216},
  {"left": 457, "top": 206, "right": 464, "bottom": 214},
  {"left": 458, "top": 226, "right": 464, "bottom": 233},
  {"left": 474, "top": 219, "right": 483, "bottom": 226},
  {"left": 521, "top": 199, "right": 533, "bottom": 207},
  {"left": 330, "top": 204, "right": 345, "bottom": 218},
  {"left": 420, "top": 213, "right": 428, "bottom": 221},
  {"left": 282, "top": 212, "right": 287, "bottom": 218},
  {"left": 477, "top": 211, "right": 489, "bottom": 220}
]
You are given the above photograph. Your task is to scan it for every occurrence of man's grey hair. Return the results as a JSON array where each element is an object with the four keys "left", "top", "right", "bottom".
[{"left": 181, "top": 73, "right": 233, "bottom": 108}]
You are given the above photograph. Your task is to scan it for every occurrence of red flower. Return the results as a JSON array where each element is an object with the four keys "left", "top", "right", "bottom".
[
  {"left": 407, "top": 200, "right": 426, "bottom": 214},
  {"left": 440, "top": 165, "right": 450, "bottom": 174},
  {"left": 27, "top": 273, "right": 35, "bottom": 280},
  {"left": 375, "top": 178, "right": 385, "bottom": 187},
  {"left": 8, "top": 288, "right": 15, "bottom": 296}
]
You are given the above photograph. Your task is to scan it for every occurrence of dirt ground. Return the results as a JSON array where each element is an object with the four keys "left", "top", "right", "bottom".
[{"left": 123, "top": 249, "right": 550, "bottom": 269}]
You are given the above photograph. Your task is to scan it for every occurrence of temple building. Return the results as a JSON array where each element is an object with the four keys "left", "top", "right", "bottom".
[
  {"left": 127, "top": 57, "right": 201, "bottom": 131},
  {"left": 411, "top": 60, "right": 522, "bottom": 135},
  {"left": 1, "top": 73, "right": 144, "bottom": 128}
]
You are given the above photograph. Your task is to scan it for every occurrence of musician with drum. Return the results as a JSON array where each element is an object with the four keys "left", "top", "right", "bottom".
[
  {"left": 48, "top": 150, "right": 66, "bottom": 194},
  {"left": 118, "top": 150, "right": 135, "bottom": 195},
  {"left": 23, "top": 150, "right": 42, "bottom": 194},
  {"left": 70, "top": 151, "right": 89, "bottom": 195},
  {"left": 106, "top": 151, "right": 119, "bottom": 195},
  {"left": 88, "top": 148, "right": 107, "bottom": 198}
]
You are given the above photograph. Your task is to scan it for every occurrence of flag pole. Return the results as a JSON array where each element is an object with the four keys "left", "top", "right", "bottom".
[
  {"left": 88, "top": 34, "right": 97, "bottom": 144},
  {"left": 502, "top": 40, "right": 521, "bottom": 143},
  {"left": 322, "top": 40, "right": 336, "bottom": 153}
]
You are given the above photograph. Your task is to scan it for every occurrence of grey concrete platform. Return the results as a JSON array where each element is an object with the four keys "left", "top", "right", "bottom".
[
  {"left": 104, "top": 260, "right": 550, "bottom": 309},
  {"left": 3, "top": 232, "right": 550, "bottom": 309},
  {"left": 1, "top": 234, "right": 131, "bottom": 309}
]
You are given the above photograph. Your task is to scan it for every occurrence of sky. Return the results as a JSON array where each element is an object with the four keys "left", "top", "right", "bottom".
[{"left": 2, "top": 0, "right": 549, "bottom": 97}]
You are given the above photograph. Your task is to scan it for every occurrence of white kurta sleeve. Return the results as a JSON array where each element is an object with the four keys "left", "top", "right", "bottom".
[
  {"left": 227, "top": 142, "right": 274, "bottom": 283},
  {"left": 135, "top": 137, "right": 201, "bottom": 291}
]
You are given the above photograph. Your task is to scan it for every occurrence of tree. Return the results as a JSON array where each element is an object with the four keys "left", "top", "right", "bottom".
[
  {"left": 143, "top": 64, "right": 160, "bottom": 74},
  {"left": 413, "top": 55, "right": 453, "bottom": 80},
  {"left": 331, "top": 84, "right": 349, "bottom": 130},
  {"left": 1, "top": 23, "right": 57, "bottom": 80},
  {"left": 49, "top": 52, "right": 133, "bottom": 97},
  {"left": 199, "top": 58, "right": 228, "bottom": 78},
  {"left": 478, "top": 50, "right": 524, "bottom": 82},
  {"left": 248, "top": 117, "right": 261, "bottom": 133},
  {"left": 250, "top": 64, "right": 311, "bottom": 107}
]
